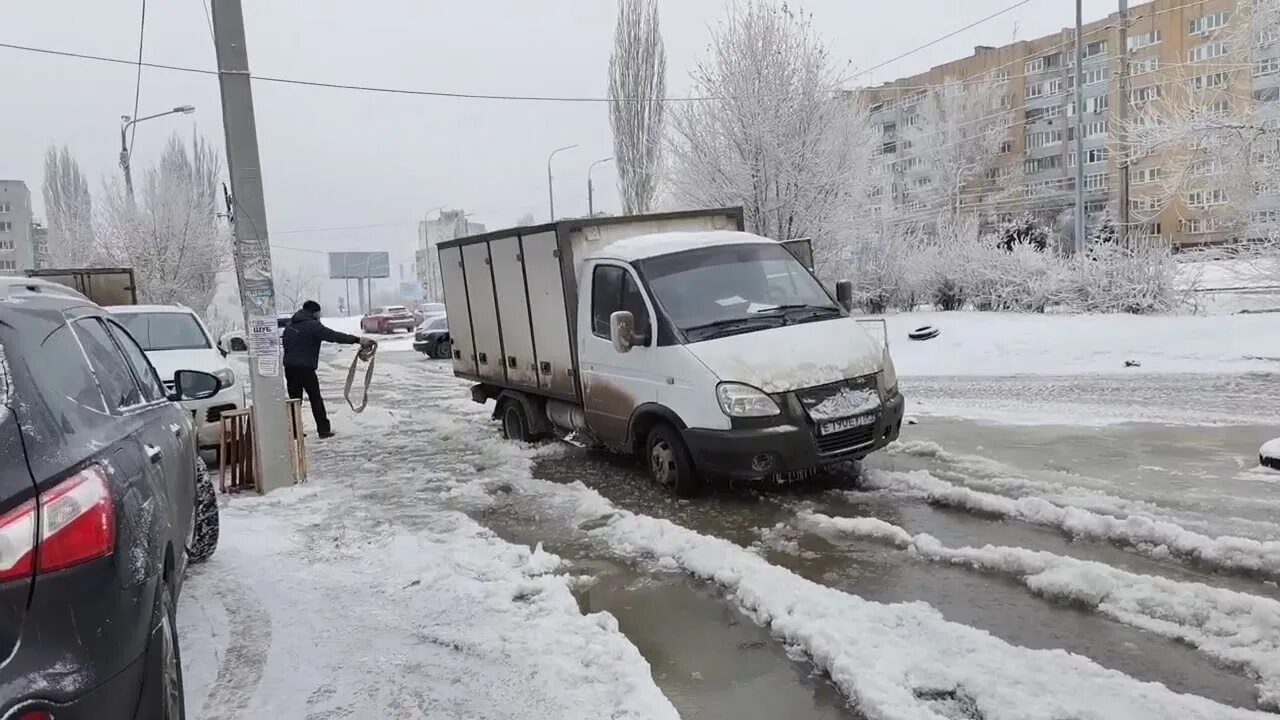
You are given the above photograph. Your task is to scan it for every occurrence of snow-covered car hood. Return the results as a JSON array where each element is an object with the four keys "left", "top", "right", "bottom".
[
  {"left": 144, "top": 348, "right": 230, "bottom": 384},
  {"left": 684, "top": 317, "right": 884, "bottom": 394}
]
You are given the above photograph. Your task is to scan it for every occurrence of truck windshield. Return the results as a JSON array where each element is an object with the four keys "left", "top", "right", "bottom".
[
  {"left": 112, "top": 312, "right": 211, "bottom": 351},
  {"left": 638, "top": 243, "right": 840, "bottom": 343}
]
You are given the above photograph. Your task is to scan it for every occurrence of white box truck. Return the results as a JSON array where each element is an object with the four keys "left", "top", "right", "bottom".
[{"left": 438, "top": 207, "right": 904, "bottom": 495}]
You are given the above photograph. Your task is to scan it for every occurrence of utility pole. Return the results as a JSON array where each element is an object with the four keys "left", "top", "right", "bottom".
[
  {"left": 588, "top": 157, "right": 614, "bottom": 217},
  {"left": 211, "top": 0, "right": 293, "bottom": 493},
  {"left": 1073, "top": 0, "right": 1087, "bottom": 254},
  {"left": 1116, "top": 0, "right": 1132, "bottom": 243},
  {"left": 547, "top": 144, "right": 578, "bottom": 220}
]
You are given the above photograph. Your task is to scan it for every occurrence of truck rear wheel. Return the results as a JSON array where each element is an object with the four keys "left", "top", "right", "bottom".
[
  {"left": 647, "top": 424, "right": 699, "bottom": 498},
  {"left": 500, "top": 401, "right": 531, "bottom": 442}
]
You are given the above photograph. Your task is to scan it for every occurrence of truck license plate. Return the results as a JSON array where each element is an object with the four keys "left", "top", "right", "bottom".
[{"left": 818, "top": 414, "right": 876, "bottom": 436}]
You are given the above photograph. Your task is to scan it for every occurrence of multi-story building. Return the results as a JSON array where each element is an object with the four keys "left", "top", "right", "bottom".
[
  {"left": 0, "top": 181, "right": 34, "bottom": 273},
  {"left": 415, "top": 209, "right": 485, "bottom": 301},
  {"left": 863, "top": 0, "right": 1269, "bottom": 248}
]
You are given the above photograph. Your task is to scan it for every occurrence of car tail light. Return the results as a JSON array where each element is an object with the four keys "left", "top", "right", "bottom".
[
  {"left": 19, "top": 710, "right": 53, "bottom": 720},
  {"left": 0, "top": 465, "right": 114, "bottom": 583}
]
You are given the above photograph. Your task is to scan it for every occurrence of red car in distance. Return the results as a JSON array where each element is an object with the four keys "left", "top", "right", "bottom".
[{"left": 360, "top": 305, "right": 417, "bottom": 334}]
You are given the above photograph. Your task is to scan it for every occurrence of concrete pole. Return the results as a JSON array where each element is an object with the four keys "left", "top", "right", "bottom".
[
  {"left": 119, "top": 123, "right": 135, "bottom": 205},
  {"left": 211, "top": 0, "right": 293, "bottom": 493},
  {"left": 587, "top": 157, "right": 613, "bottom": 217},
  {"left": 1117, "top": 0, "right": 1132, "bottom": 243},
  {"left": 547, "top": 144, "right": 578, "bottom": 220},
  {"left": 1073, "top": 0, "right": 1087, "bottom": 254}
]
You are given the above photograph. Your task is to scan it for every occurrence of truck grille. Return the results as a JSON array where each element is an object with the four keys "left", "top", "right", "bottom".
[{"left": 815, "top": 425, "right": 877, "bottom": 456}]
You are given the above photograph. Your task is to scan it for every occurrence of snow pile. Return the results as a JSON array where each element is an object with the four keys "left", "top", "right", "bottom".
[
  {"left": 800, "top": 512, "right": 1280, "bottom": 710},
  {"left": 180, "top": 493, "right": 677, "bottom": 719},
  {"left": 805, "top": 385, "right": 880, "bottom": 421},
  {"left": 878, "top": 311, "right": 1280, "bottom": 377},
  {"left": 860, "top": 469, "right": 1280, "bottom": 578},
  {"left": 579, "top": 507, "right": 1270, "bottom": 719}
]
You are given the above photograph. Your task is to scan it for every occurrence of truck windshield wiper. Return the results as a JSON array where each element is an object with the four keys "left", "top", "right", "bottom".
[
  {"left": 751, "top": 304, "right": 843, "bottom": 324},
  {"left": 683, "top": 316, "right": 783, "bottom": 341}
]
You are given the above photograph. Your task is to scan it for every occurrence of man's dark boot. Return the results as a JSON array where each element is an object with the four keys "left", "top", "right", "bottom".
[{"left": 318, "top": 429, "right": 335, "bottom": 439}]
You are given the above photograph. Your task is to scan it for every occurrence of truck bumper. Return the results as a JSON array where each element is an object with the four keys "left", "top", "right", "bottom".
[{"left": 682, "top": 391, "right": 905, "bottom": 481}]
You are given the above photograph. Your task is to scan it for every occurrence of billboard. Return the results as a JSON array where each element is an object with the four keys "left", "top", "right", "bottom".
[{"left": 328, "top": 251, "right": 390, "bottom": 279}]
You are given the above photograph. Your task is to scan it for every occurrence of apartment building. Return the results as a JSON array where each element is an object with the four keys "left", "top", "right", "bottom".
[
  {"left": 0, "top": 181, "right": 34, "bottom": 272},
  {"left": 863, "top": 0, "right": 1270, "bottom": 248}
]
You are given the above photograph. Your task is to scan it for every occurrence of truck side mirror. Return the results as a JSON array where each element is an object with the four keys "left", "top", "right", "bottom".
[
  {"left": 609, "top": 311, "right": 637, "bottom": 354},
  {"left": 835, "top": 280, "right": 854, "bottom": 313}
]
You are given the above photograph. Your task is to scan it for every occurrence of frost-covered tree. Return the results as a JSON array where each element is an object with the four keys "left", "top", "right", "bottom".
[
  {"left": 608, "top": 0, "right": 667, "bottom": 214},
  {"left": 899, "top": 76, "right": 1008, "bottom": 220},
  {"left": 274, "top": 265, "right": 321, "bottom": 310},
  {"left": 41, "top": 145, "right": 96, "bottom": 266},
  {"left": 96, "top": 132, "right": 230, "bottom": 311},
  {"left": 666, "top": 0, "right": 876, "bottom": 277},
  {"left": 995, "top": 212, "right": 1050, "bottom": 252},
  {"left": 1088, "top": 208, "right": 1119, "bottom": 246}
]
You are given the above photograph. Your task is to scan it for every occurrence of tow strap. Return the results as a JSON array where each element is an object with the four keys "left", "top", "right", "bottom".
[{"left": 343, "top": 341, "right": 377, "bottom": 413}]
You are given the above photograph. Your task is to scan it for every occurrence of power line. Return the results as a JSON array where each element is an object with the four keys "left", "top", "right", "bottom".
[
  {"left": 849, "top": 0, "right": 1040, "bottom": 81},
  {"left": 128, "top": 0, "right": 147, "bottom": 155},
  {"left": 199, "top": 0, "right": 216, "bottom": 47}
]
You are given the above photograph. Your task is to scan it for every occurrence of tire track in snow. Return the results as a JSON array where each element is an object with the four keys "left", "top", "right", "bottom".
[
  {"left": 197, "top": 571, "right": 272, "bottom": 720},
  {"left": 858, "top": 468, "right": 1280, "bottom": 580},
  {"left": 799, "top": 511, "right": 1280, "bottom": 711}
]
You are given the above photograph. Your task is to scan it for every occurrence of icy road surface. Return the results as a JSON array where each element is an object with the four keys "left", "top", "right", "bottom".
[{"left": 182, "top": 345, "right": 1280, "bottom": 718}]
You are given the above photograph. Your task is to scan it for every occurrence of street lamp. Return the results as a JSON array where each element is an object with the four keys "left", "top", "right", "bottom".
[
  {"left": 546, "top": 144, "right": 578, "bottom": 221},
  {"left": 119, "top": 105, "right": 196, "bottom": 202},
  {"left": 587, "top": 157, "right": 614, "bottom": 217}
]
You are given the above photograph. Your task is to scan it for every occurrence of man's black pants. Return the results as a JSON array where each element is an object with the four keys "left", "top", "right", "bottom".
[{"left": 285, "top": 366, "right": 330, "bottom": 435}]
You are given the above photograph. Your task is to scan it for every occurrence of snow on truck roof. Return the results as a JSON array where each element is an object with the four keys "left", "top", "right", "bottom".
[{"left": 587, "top": 230, "right": 777, "bottom": 263}]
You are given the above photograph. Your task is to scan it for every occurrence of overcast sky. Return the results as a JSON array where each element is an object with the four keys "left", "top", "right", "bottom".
[{"left": 0, "top": 0, "right": 1117, "bottom": 298}]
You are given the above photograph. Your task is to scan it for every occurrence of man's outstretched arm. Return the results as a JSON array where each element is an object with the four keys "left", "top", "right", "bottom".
[{"left": 317, "top": 322, "right": 362, "bottom": 345}]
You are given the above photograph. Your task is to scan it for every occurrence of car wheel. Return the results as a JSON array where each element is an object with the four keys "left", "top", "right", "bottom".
[
  {"left": 647, "top": 424, "right": 700, "bottom": 498},
  {"left": 188, "top": 456, "right": 219, "bottom": 564},
  {"left": 500, "top": 401, "right": 531, "bottom": 442},
  {"left": 432, "top": 340, "right": 452, "bottom": 360},
  {"left": 155, "top": 583, "right": 186, "bottom": 720}
]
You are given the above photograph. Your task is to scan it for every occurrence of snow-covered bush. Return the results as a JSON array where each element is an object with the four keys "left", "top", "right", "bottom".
[
  {"left": 1059, "top": 239, "right": 1183, "bottom": 314},
  {"left": 970, "top": 243, "right": 1062, "bottom": 312},
  {"left": 916, "top": 214, "right": 983, "bottom": 311},
  {"left": 839, "top": 226, "right": 921, "bottom": 313},
  {"left": 995, "top": 212, "right": 1050, "bottom": 252}
]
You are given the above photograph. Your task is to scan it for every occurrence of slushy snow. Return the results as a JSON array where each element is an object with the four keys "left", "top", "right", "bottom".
[
  {"left": 799, "top": 512, "right": 1280, "bottom": 710},
  {"left": 858, "top": 468, "right": 1280, "bottom": 578}
]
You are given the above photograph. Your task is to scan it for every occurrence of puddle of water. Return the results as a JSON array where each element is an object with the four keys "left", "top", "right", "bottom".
[{"left": 574, "top": 563, "right": 858, "bottom": 720}]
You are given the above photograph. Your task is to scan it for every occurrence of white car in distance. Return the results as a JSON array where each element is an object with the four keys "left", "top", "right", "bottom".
[{"left": 108, "top": 304, "right": 246, "bottom": 449}]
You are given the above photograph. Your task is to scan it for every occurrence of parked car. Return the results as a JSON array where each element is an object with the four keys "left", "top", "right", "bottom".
[
  {"left": 108, "top": 305, "right": 247, "bottom": 450},
  {"left": 413, "top": 314, "right": 451, "bottom": 358},
  {"left": 361, "top": 305, "right": 416, "bottom": 334},
  {"left": 0, "top": 277, "right": 221, "bottom": 718},
  {"left": 413, "top": 302, "right": 445, "bottom": 325}
]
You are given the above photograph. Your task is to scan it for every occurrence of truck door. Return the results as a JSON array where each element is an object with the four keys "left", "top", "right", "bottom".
[{"left": 579, "top": 262, "right": 661, "bottom": 444}]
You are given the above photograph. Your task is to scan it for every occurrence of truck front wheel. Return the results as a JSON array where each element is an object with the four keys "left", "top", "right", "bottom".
[{"left": 647, "top": 424, "right": 699, "bottom": 498}]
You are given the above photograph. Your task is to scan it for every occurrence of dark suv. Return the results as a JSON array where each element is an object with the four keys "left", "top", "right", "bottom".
[{"left": 0, "top": 279, "right": 221, "bottom": 719}]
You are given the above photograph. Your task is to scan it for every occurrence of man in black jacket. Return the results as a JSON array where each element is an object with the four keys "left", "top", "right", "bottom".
[{"left": 281, "top": 300, "right": 372, "bottom": 438}]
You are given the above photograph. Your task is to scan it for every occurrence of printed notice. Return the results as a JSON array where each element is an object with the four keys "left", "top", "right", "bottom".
[{"left": 248, "top": 316, "right": 278, "bottom": 358}]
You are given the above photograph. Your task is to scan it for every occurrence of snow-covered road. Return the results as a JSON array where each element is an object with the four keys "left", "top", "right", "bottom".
[{"left": 182, "top": 343, "right": 1280, "bottom": 718}]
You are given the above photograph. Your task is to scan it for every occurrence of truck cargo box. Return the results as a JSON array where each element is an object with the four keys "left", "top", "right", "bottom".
[{"left": 25, "top": 267, "right": 137, "bottom": 306}]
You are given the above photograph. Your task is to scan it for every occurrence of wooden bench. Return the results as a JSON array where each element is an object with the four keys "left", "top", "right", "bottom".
[{"left": 218, "top": 399, "right": 308, "bottom": 493}]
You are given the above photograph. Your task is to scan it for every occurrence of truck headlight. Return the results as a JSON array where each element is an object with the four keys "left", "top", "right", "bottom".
[
  {"left": 716, "top": 382, "right": 781, "bottom": 418},
  {"left": 878, "top": 349, "right": 898, "bottom": 397},
  {"left": 214, "top": 368, "right": 236, "bottom": 390}
]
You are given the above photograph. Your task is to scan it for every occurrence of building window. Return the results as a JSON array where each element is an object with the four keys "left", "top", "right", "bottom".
[
  {"left": 1204, "top": 100, "right": 1231, "bottom": 116},
  {"left": 1257, "top": 86, "right": 1280, "bottom": 102},
  {"left": 0, "top": 221, "right": 11, "bottom": 233},
  {"left": 1083, "top": 173, "right": 1108, "bottom": 191},
  {"left": 882, "top": 122, "right": 897, "bottom": 134},
  {"left": 1189, "top": 159, "right": 1218, "bottom": 176},
  {"left": 1025, "top": 82, "right": 1045, "bottom": 99},
  {"left": 1130, "top": 85, "right": 1161, "bottom": 106},
  {"left": 1070, "top": 95, "right": 1110, "bottom": 115},
  {"left": 992, "top": 69, "right": 1010, "bottom": 84},
  {"left": 1129, "top": 58, "right": 1159, "bottom": 75},
  {"left": 0, "top": 239, "right": 13, "bottom": 250},
  {"left": 904, "top": 114, "right": 921, "bottom": 127},
  {"left": 1131, "top": 196, "right": 1163, "bottom": 213},
  {"left": 913, "top": 177, "right": 932, "bottom": 188},
  {"left": 903, "top": 157, "right": 923, "bottom": 170},
  {"left": 1069, "top": 120, "right": 1107, "bottom": 140},
  {"left": 1189, "top": 72, "right": 1232, "bottom": 90},
  {"left": 1180, "top": 218, "right": 1206, "bottom": 234},
  {"left": 1085, "top": 200, "right": 1108, "bottom": 215},
  {"left": 1188, "top": 42, "right": 1230, "bottom": 62},
  {"left": 881, "top": 142, "right": 897, "bottom": 155},
  {"left": 1189, "top": 11, "right": 1230, "bottom": 36},
  {"left": 1186, "top": 188, "right": 1229, "bottom": 208},
  {"left": 1252, "top": 209, "right": 1280, "bottom": 224},
  {"left": 1024, "top": 156, "right": 1063, "bottom": 174},
  {"left": 0, "top": 202, "right": 10, "bottom": 214},
  {"left": 1128, "top": 30, "right": 1161, "bottom": 50},
  {"left": 0, "top": 260, "right": 15, "bottom": 271},
  {"left": 1000, "top": 140, "right": 1014, "bottom": 154},
  {"left": 1134, "top": 167, "right": 1163, "bottom": 184},
  {"left": 1260, "top": 26, "right": 1280, "bottom": 48},
  {"left": 1255, "top": 57, "right": 1280, "bottom": 77},
  {"left": 1069, "top": 147, "right": 1110, "bottom": 166},
  {"left": 1026, "top": 106, "right": 1063, "bottom": 122},
  {"left": 1083, "top": 68, "right": 1108, "bottom": 85},
  {"left": 1025, "top": 57, "right": 1047, "bottom": 74},
  {"left": 1025, "top": 129, "right": 1063, "bottom": 150},
  {"left": 1048, "top": 78, "right": 1065, "bottom": 94}
]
